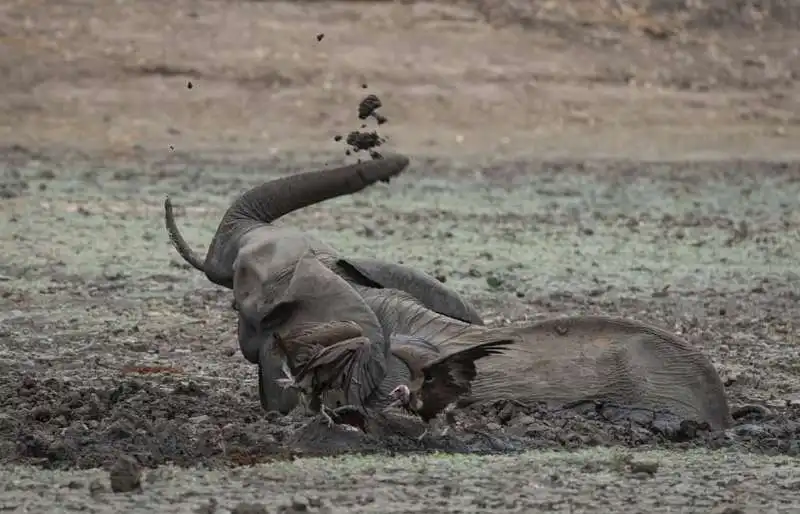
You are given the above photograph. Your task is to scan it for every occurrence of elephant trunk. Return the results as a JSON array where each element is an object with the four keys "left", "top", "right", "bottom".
[
  {"left": 258, "top": 338, "right": 300, "bottom": 414},
  {"left": 164, "top": 154, "right": 409, "bottom": 288},
  {"left": 205, "top": 154, "right": 408, "bottom": 287}
]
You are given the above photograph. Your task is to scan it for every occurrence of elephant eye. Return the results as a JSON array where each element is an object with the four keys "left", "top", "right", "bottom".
[
  {"left": 423, "top": 373, "right": 434, "bottom": 384},
  {"left": 260, "top": 301, "right": 296, "bottom": 331}
]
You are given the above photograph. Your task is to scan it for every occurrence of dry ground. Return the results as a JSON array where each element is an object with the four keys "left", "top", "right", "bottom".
[{"left": 1, "top": 0, "right": 800, "bottom": 512}]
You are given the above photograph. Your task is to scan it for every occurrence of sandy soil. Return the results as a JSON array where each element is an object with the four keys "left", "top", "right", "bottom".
[
  {"left": 4, "top": 449, "right": 800, "bottom": 513},
  {"left": 1, "top": 0, "right": 800, "bottom": 512}
]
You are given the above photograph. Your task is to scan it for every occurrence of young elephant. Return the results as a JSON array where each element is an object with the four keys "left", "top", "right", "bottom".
[{"left": 164, "top": 154, "right": 486, "bottom": 415}]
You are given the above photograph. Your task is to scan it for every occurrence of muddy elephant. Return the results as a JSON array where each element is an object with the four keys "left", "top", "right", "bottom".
[
  {"left": 164, "top": 154, "right": 732, "bottom": 429},
  {"left": 164, "top": 155, "right": 483, "bottom": 413}
]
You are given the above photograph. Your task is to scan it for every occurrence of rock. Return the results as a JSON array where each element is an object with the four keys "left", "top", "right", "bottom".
[
  {"left": 629, "top": 459, "right": 659, "bottom": 475},
  {"left": 290, "top": 494, "right": 309, "bottom": 511},
  {"left": 230, "top": 502, "right": 268, "bottom": 514},
  {"left": 63, "top": 480, "right": 84, "bottom": 490},
  {"left": 498, "top": 402, "right": 516, "bottom": 424},
  {"left": 486, "top": 276, "right": 503, "bottom": 288},
  {"left": 194, "top": 498, "right": 218, "bottom": 514},
  {"left": 108, "top": 454, "right": 142, "bottom": 493},
  {"left": 506, "top": 415, "right": 535, "bottom": 437},
  {"left": 88, "top": 479, "right": 106, "bottom": 497}
]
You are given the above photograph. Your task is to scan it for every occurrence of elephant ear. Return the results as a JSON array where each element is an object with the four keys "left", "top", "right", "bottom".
[
  {"left": 336, "top": 257, "right": 484, "bottom": 325},
  {"left": 273, "top": 251, "right": 389, "bottom": 405}
]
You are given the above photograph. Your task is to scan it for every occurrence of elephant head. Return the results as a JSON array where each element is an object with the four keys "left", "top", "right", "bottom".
[
  {"left": 163, "top": 155, "right": 409, "bottom": 413},
  {"left": 238, "top": 249, "right": 388, "bottom": 413}
]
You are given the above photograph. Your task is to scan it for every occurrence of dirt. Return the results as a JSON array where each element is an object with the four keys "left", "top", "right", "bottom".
[
  {"left": 1, "top": 0, "right": 800, "bottom": 511},
  {"left": 341, "top": 94, "right": 388, "bottom": 156}
]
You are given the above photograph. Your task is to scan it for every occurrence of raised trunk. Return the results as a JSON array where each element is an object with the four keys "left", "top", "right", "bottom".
[
  {"left": 164, "top": 154, "right": 409, "bottom": 288},
  {"left": 205, "top": 154, "right": 409, "bottom": 287}
]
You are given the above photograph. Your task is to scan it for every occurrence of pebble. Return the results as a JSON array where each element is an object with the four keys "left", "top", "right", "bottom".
[
  {"left": 109, "top": 454, "right": 142, "bottom": 493},
  {"left": 230, "top": 502, "right": 268, "bottom": 514},
  {"left": 629, "top": 459, "right": 660, "bottom": 475}
]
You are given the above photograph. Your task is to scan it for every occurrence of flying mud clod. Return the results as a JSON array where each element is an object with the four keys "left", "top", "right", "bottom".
[
  {"left": 335, "top": 92, "right": 389, "bottom": 159},
  {"left": 358, "top": 94, "right": 384, "bottom": 122}
]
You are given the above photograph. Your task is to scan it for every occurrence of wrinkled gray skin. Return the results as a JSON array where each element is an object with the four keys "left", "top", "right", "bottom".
[
  {"left": 366, "top": 288, "right": 732, "bottom": 429},
  {"left": 163, "top": 154, "right": 483, "bottom": 414}
]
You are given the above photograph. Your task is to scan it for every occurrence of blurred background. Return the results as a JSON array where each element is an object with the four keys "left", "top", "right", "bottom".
[{"left": 1, "top": 0, "right": 798, "bottom": 161}]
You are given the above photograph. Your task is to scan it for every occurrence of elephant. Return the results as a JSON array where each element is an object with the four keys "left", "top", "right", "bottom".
[
  {"left": 164, "top": 154, "right": 732, "bottom": 429},
  {"left": 163, "top": 154, "right": 484, "bottom": 414}
]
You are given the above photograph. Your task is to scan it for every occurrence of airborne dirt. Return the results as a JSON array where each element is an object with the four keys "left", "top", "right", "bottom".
[{"left": 2, "top": 0, "right": 800, "bottom": 512}]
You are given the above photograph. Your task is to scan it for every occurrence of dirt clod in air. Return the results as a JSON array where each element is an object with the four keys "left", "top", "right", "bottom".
[
  {"left": 186, "top": 81, "right": 193, "bottom": 89},
  {"left": 346, "top": 130, "right": 384, "bottom": 152},
  {"left": 334, "top": 91, "right": 389, "bottom": 158},
  {"left": 316, "top": 33, "right": 324, "bottom": 42},
  {"left": 358, "top": 94, "right": 382, "bottom": 120}
]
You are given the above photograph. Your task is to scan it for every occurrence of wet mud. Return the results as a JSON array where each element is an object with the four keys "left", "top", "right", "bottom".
[{"left": 1, "top": 361, "right": 798, "bottom": 471}]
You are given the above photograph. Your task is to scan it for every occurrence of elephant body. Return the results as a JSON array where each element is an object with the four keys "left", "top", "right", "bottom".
[
  {"left": 164, "top": 154, "right": 731, "bottom": 428},
  {"left": 363, "top": 288, "right": 732, "bottom": 429}
]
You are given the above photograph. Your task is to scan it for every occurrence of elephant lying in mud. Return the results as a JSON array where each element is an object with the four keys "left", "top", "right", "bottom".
[
  {"left": 164, "top": 154, "right": 732, "bottom": 429},
  {"left": 164, "top": 154, "right": 483, "bottom": 413}
]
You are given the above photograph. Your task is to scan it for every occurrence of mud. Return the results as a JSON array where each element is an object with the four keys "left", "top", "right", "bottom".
[
  {"left": 2, "top": 370, "right": 799, "bottom": 471},
  {"left": 4, "top": 371, "right": 800, "bottom": 472}
]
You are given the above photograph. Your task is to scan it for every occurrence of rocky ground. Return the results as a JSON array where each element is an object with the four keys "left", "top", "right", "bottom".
[{"left": 1, "top": 0, "right": 800, "bottom": 512}]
